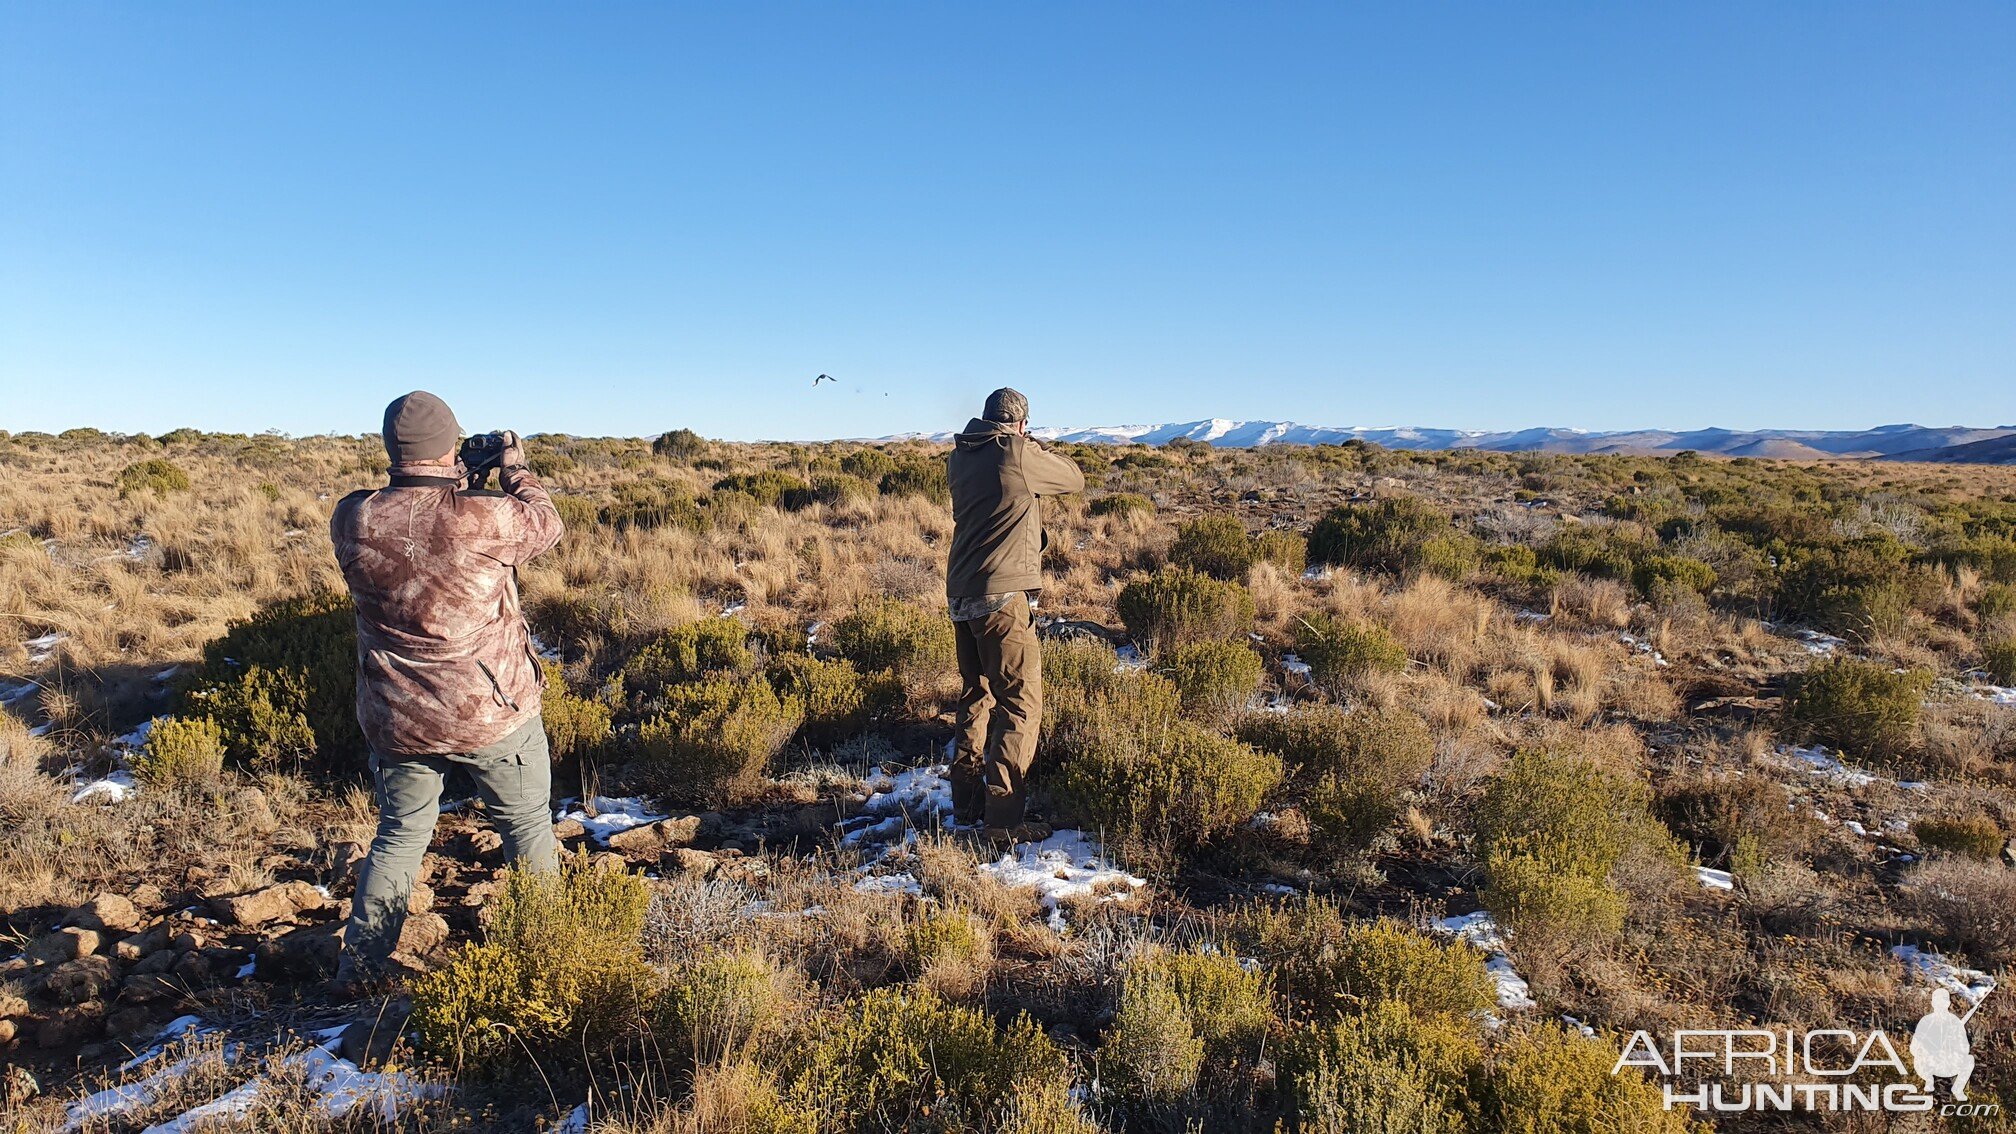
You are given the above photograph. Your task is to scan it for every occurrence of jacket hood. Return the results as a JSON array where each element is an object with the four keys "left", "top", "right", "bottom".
[{"left": 954, "top": 418, "right": 1019, "bottom": 450}]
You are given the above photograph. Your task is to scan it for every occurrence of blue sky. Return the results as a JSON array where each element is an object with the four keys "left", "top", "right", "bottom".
[{"left": 2, "top": 3, "right": 2010, "bottom": 440}]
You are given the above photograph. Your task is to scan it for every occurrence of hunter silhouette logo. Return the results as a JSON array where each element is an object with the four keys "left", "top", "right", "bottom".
[{"left": 1912, "top": 988, "right": 1980, "bottom": 1101}]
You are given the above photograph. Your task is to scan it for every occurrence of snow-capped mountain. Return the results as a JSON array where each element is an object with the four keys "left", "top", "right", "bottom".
[{"left": 879, "top": 420, "right": 2016, "bottom": 459}]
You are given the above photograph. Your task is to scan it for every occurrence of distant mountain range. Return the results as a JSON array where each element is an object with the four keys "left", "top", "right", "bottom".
[{"left": 882, "top": 420, "right": 2016, "bottom": 462}]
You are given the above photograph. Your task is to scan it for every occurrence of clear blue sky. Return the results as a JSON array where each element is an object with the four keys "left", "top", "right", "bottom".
[{"left": 3, "top": 3, "right": 2010, "bottom": 440}]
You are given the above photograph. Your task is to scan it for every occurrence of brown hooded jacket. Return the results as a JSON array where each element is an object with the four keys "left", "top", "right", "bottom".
[{"left": 945, "top": 418, "right": 1086, "bottom": 598}]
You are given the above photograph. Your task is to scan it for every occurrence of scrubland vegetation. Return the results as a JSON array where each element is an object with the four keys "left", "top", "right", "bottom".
[{"left": 6, "top": 427, "right": 2016, "bottom": 1130}]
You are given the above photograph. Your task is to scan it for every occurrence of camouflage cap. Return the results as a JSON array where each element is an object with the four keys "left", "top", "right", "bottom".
[
  {"left": 983, "top": 387, "right": 1029, "bottom": 424},
  {"left": 382, "top": 391, "right": 461, "bottom": 464}
]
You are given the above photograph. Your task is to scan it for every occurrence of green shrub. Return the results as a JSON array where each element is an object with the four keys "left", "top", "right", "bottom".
[
  {"left": 1980, "top": 638, "right": 2016, "bottom": 686},
  {"left": 1163, "top": 640, "right": 1263, "bottom": 718},
  {"left": 411, "top": 859, "right": 655, "bottom": 1076},
  {"left": 1089, "top": 492, "right": 1154, "bottom": 519},
  {"left": 782, "top": 473, "right": 877, "bottom": 511},
  {"left": 1914, "top": 813, "right": 2005, "bottom": 861},
  {"left": 653, "top": 428, "right": 707, "bottom": 459},
  {"left": 1282, "top": 1000, "right": 1483, "bottom": 1134},
  {"left": 1477, "top": 748, "right": 1677, "bottom": 951},
  {"left": 541, "top": 663, "right": 612, "bottom": 764},
  {"left": 1654, "top": 772, "right": 1821, "bottom": 868},
  {"left": 1782, "top": 657, "right": 1932, "bottom": 764},
  {"left": 175, "top": 592, "right": 361, "bottom": 777},
  {"left": 838, "top": 448, "right": 898, "bottom": 481},
  {"left": 830, "top": 598, "right": 954, "bottom": 682},
  {"left": 1324, "top": 920, "right": 1499, "bottom": 1020},
  {"left": 1631, "top": 554, "right": 1716, "bottom": 596},
  {"left": 1307, "top": 496, "right": 1453, "bottom": 575},
  {"left": 1042, "top": 640, "right": 1182, "bottom": 757},
  {"left": 624, "top": 619, "right": 756, "bottom": 695},
  {"left": 1117, "top": 567, "right": 1255, "bottom": 653},
  {"left": 712, "top": 471, "right": 810, "bottom": 507},
  {"left": 115, "top": 458, "right": 190, "bottom": 496},
  {"left": 638, "top": 679, "right": 805, "bottom": 805},
  {"left": 551, "top": 495, "right": 599, "bottom": 531},
  {"left": 660, "top": 948, "right": 796, "bottom": 1065},
  {"left": 1057, "top": 720, "right": 1281, "bottom": 870},
  {"left": 879, "top": 459, "right": 951, "bottom": 504},
  {"left": 602, "top": 480, "right": 706, "bottom": 533},
  {"left": 764, "top": 653, "right": 899, "bottom": 745},
  {"left": 1294, "top": 612, "right": 1408, "bottom": 691},
  {"left": 779, "top": 987, "right": 1068, "bottom": 1127},
  {"left": 130, "top": 716, "right": 226, "bottom": 786},
  {"left": 1169, "top": 515, "right": 1258, "bottom": 580},
  {"left": 1484, "top": 544, "right": 1562, "bottom": 588},
  {"left": 1483, "top": 1025, "right": 1704, "bottom": 1134},
  {"left": 1100, "top": 948, "right": 1271, "bottom": 1103},
  {"left": 1976, "top": 583, "right": 2016, "bottom": 619},
  {"left": 1772, "top": 535, "right": 1921, "bottom": 641},
  {"left": 1240, "top": 706, "right": 1433, "bottom": 852},
  {"left": 1254, "top": 530, "right": 1307, "bottom": 574}
]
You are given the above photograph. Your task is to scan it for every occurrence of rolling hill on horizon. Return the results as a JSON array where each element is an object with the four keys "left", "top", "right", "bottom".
[{"left": 879, "top": 419, "right": 2016, "bottom": 460}]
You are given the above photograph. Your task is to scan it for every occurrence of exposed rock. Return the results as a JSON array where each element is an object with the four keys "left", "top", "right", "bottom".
[
  {"left": 210, "top": 881, "right": 330, "bottom": 928},
  {"left": 338, "top": 1000, "right": 412, "bottom": 1068},
  {"left": 169, "top": 929, "right": 207, "bottom": 953},
  {"left": 588, "top": 851, "right": 628, "bottom": 873},
  {"left": 120, "top": 974, "right": 180, "bottom": 1003},
  {"left": 257, "top": 922, "right": 344, "bottom": 982},
  {"left": 70, "top": 893, "right": 144, "bottom": 935},
  {"left": 106, "top": 1005, "right": 167, "bottom": 1038},
  {"left": 396, "top": 913, "right": 449, "bottom": 956},
  {"left": 230, "top": 786, "right": 280, "bottom": 834},
  {"left": 28, "top": 927, "right": 101, "bottom": 965},
  {"left": 2, "top": 1065, "right": 37, "bottom": 1106},
  {"left": 131, "top": 883, "right": 166, "bottom": 912},
  {"left": 607, "top": 822, "right": 672, "bottom": 857},
  {"left": 37, "top": 1001, "right": 105, "bottom": 1048},
  {"left": 552, "top": 817, "right": 588, "bottom": 841},
  {"left": 0, "top": 992, "right": 29, "bottom": 1018},
  {"left": 407, "top": 882, "right": 436, "bottom": 915},
  {"left": 661, "top": 848, "right": 721, "bottom": 880},
  {"left": 463, "top": 828, "right": 504, "bottom": 856},
  {"left": 0, "top": 1018, "right": 16, "bottom": 1046},
  {"left": 113, "top": 924, "right": 170, "bottom": 964},
  {"left": 43, "top": 956, "right": 121, "bottom": 1005},
  {"left": 129, "top": 948, "right": 178, "bottom": 976},
  {"left": 460, "top": 879, "right": 502, "bottom": 908},
  {"left": 171, "top": 951, "right": 214, "bottom": 987}
]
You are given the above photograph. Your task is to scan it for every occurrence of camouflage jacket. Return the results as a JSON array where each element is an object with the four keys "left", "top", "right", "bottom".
[{"left": 330, "top": 464, "right": 564, "bottom": 756}]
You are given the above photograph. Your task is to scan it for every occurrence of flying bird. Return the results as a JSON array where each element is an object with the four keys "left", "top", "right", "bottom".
[{"left": 813, "top": 373, "right": 835, "bottom": 386}]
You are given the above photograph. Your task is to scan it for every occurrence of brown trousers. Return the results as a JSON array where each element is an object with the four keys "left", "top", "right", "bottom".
[{"left": 951, "top": 594, "right": 1043, "bottom": 828}]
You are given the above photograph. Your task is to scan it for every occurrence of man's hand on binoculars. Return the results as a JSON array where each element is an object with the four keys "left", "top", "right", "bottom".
[{"left": 498, "top": 430, "right": 526, "bottom": 469}]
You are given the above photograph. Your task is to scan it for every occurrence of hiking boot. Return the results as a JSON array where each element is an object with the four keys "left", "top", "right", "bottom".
[{"left": 984, "top": 820, "right": 1053, "bottom": 849}]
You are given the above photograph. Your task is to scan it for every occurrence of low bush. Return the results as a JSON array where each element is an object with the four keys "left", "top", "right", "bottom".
[
  {"left": 1977, "top": 583, "right": 2016, "bottom": 619},
  {"left": 624, "top": 619, "right": 756, "bottom": 696},
  {"left": 1306, "top": 496, "right": 1453, "bottom": 575},
  {"left": 1904, "top": 857, "right": 2016, "bottom": 966},
  {"left": 830, "top": 598, "right": 955, "bottom": 690},
  {"left": 764, "top": 653, "right": 900, "bottom": 746},
  {"left": 1322, "top": 920, "right": 1499, "bottom": 1020},
  {"left": 902, "top": 906, "right": 993, "bottom": 1000},
  {"left": 1057, "top": 720, "right": 1281, "bottom": 870},
  {"left": 1240, "top": 706, "right": 1433, "bottom": 852},
  {"left": 1980, "top": 638, "right": 2016, "bottom": 686},
  {"left": 1913, "top": 813, "right": 2004, "bottom": 861},
  {"left": 838, "top": 448, "right": 898, "bottom": 481},
  {"left": 1293, "top": 612, "right": 1408, "bottom": 691},
  {"left": 1782, "top": 657, "right": 1932, "bottom": 765},
  {"left": 1163, "top": 640, "right": 1263, "bottom": 718},
  {"left": 1117, "top": 567, "right": 1255, "bottom": 653},
  {"left": 712, "top": 470, "right": 810, "bottom": 507},
  {"left": 779, "top": 987, "right": 1069, "bottom": 1127},
  {"left": 174, "top": 592, "right": 362, "bottom": 777},
  {"left": 1169, "top": 515, "right": 1258, "bottom": 580},
  {"left": 1042, "top": 640, "right": 1182, "bottom": 757},
  {"left": 1655, "top": 772, "right": 1821, "bottom": 868},
  {"left": 879, "top": 459, "right": 951, "bottom": 503},
  {"left": 653, "top": 428, "right": 707, "bottom": 459},
  {"left": 637, "top": 679, "right": 805, "bottom": 805},
  {"left": 1281, "top": 1000, "right": 1482, "bottom": 1133},
  {"left": 1253, "top": 530, "right": 1307, "bottom": 574},
  {"left": 1483, "top": 1025, "right": 1703, "bottom": 1134},
  {"left": 115, "top": 458, "right": 191, "bottom": 496},
  {"left": 411, "top": 858, "right": 655, "bottom": 1077},
  {"left": 602, "top": 480, "right": 706, "bottom": 533},
  {"left": 541, "top": 662, "right": 613, "bottom": 764},
  {"left": 131, "top": 716, "right": 226, "bottom": 786},
  {"left": 660, "top": 948, "right": 798, "bottom": 1066},
  {"left": 1631, "top": 554, "right": 1716, "bottom": 596},
  {"left": 782, "top": 473, "right": 877, "bottom": 511},
  {"left": 1089, "top": 492, "right": 1155, "bottom": 519},
  {"left": 1099, "top": 948, "right": 1272, "bottom": 1103}
]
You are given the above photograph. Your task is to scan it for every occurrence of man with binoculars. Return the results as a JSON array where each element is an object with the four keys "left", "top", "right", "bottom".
[{"left": 327, "top": 391, "right": 564, "bottom": 993}]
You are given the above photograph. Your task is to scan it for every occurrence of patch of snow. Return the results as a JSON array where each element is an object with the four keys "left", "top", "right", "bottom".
[
  {"left": 976, "top": 829, "right": 1146, "bottom": 931},
  {"left": 0, "top": 679, "right": 37, "bottom": 704},
  {"left": 859, "top": 764, "right": 953, "bottom": 823},
  {"left": 1434, "top": 911, "right": 1536, "bottom": 1011},
  {"left": 551, "top": 1104, "right": 591, "bottom": 1134},
  {"left": 30, "top": 721, "right": 55, "bottom": 737},
  {"left": 115, "top": 1017, "right": 210, "bottom": 1074},
  {"left": 1301, "top": 565, "right": 1331, "bottom": 581},
  {"left": 72, "top": 770, "right": 138, "bottom": 805},
  {"left": 1616, "top": 632, "right": 1669, "bottom": 667},
  {"left": 26, "top": 631, "right": 66, "bottom": 663},
  {"left": 1113, "top": 644, "right": 1149, "bottom": 671},
  {"left": 1779, "top": 745, "right": 1878, "bottom": 789},
  {"left": 1892, "top": 944, "right": 1996, "bottom": 1005},
  {"left": 1562, "top": 1014, "right": 1598, "bottom": 1038},
  {"left": 110, "top": 720, "right": 154, "bottom": 751},
  {"left": 1845, "top": 820, "right": 1869, "bottom": 837},
  {"left": 1694, "top": 866, "right": 1734, "bottom": 891},
  {"left": 529, "top": 633, "right": 561, "bottom": 661},
  {"left": 134, "top": 1028, "right": 440, "bottom": 1133},
  {"left": 853, "top": 872, "right": 925, "bottom": 897},
  {"left": 1513, "top": 610, "right": 1550, "bottom": 624},
  {"left": 153, "top": 666, "right": 181, "bottom": 683},
  {"left": 720, "top": 600, "right": 746, "bottom": 617},
  {"left": 1281, "top": 653, "right": 1312, "bottom": 677},
  {"left": 556, "top": 796, "right": 666, "bottom": 845},
  {"left": 806, "top": 620, "right": 824, "bottom": 647},
  {"left": 1790, "top": 628, "right": 1847, "bottom": 656}
]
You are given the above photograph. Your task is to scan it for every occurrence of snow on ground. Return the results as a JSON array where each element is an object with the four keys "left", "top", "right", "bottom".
[
  {"left": 26, "top": 631, "right": 66, "bottom": 663},
  {"left": 1958, "top": 673, "right": 2016, "bottom": 706},
  {"left": 1892, "top": 944, "right": 1997, "bottom": 1005},
  {"left": 1281, "top": 653, "right": 1312, "bottom": 677},
  {"left": 1434, "top": 910, "right": 1536, "bottom": 1011},
  {"left": 555, "top": 796, "right": 666, "bottom": 844},
  {"left": 1616, "top": 632, "right": 1670, "bottom": 667},
  {"left": 839, "top": 764, "right": 957, "bottom": 845},
  {"left": 1113, "top": 644, "right": 1149, "bottom": 671},
  {"left": 977, "top": 830, "right": 1147, "bottom": 931},
  {"left": 0, "top": 678, "right": 37, "bottom": 704},
  {"left": 1778, "top": 745, "right": 1879, "bottom": 789},
  {"left": 550, "top": 1104, "right": 591, "bottom": 1134},
  {"left": 853, "top": 872, "right": 925, "bottom": 897},
  {"left": 72, "top": 770, "right": 138, "bottom": 805},
  {"left": 1694, "top": 866, "right": 1734, "bottom": 891},
  {"left": 1770, "top": 625, "right": 1848, "bottom": 656},
  {"left": 64, "top": 1024, "right": 436, "bottom": 1134},
  {"left": 1513, "top": 610, "right": 1550, "bottom": 624}
]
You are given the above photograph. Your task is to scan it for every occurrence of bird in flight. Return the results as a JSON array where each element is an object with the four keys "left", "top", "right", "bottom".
[{"left": 813, "top": 373, "right": 835, "bottom": 386}]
